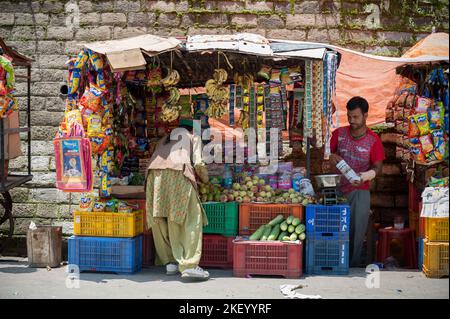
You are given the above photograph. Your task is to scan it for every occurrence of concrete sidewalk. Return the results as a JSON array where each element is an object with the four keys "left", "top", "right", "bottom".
[{"left": 0, "top": 257, "right": 448, "bottom": 299}]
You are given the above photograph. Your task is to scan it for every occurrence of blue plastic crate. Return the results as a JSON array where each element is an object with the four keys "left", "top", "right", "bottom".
[
  {"left": 68, "top": 235, "right": 142, "bottom": 274},
  {"left": 418, "top": 237, "right": 424, "bottom": 271},
  {"left": 306, "top": 205, "right": 350, "bottom": 235},
  {"left": 306, "top": 233, "right": 349, "bottom": 275}
]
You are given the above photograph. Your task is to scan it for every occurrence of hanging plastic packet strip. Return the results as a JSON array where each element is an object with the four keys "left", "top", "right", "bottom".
[
  {"left": 229, "top": 84, "right": 235, "bottom": 126},
  {"left": 100, "top": 172, "right": 112, "bottom": 198}
]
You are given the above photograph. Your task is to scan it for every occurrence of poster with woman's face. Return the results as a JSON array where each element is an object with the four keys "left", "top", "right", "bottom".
[{"left": 61, "top": 139, "right": 83, "bottom": 181}]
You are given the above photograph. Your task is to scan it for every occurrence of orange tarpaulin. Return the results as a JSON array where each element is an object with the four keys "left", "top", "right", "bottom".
[{"left": 333, "top": 32, "right": 449, "bottom": 127}]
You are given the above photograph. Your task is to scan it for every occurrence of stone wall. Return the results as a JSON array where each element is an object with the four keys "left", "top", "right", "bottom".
[{"left": 0, "top": 0, "right": 448, "bottom": 237}]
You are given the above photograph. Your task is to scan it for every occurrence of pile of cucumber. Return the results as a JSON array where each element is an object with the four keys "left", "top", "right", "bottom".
[{"left": 249, "top": 214, "right": 306, "bottom": 242}]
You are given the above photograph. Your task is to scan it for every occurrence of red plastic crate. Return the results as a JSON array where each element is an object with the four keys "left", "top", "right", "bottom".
[
  {"left": 239, "top": 203, "right": 304, "bottom": 236},
  {"left": 200, "top": 235, "right": 234, "bottom": 269},
  {"left": 233, "top": 240, "right": 303, "bottom": 278},
  {"left": 142, "top": 231, "right": 155, "bottom": 267},
  {"left": 376, "top": 228, "right": 417, "bottom": 269}
]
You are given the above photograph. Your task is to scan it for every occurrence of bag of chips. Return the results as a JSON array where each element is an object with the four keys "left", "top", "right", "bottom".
[
  {"left": 92, "top": 200, "right": 106, "bottom": 212},
  {"left": 79, "top": 196, "right": 95, "bottom": 212},
  {"left": 86, "top": 114, "right": 103, "bottom": 137},
  {"left": 414, "top": 114, "right": 430, "bottom": 136},
  {"left": 80, "top": 84, "right": 106, "bottom": 113},
  {"left": 65, "top": 109, "right": 83, "bottom": 130},
  {"left": 415, "top": 96, "right": 433, "bottom": 113},
  {"left": 419, "top": 134, "right": 434, "bottom": 154},
  {"left": 104, "top": 198, "right": 118, "bottom": 212},
  {"left": 410, "top": 145, "right": 426, "bottom": 162}
]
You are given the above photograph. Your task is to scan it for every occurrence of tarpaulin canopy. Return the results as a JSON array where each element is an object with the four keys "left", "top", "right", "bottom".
[
  {"left": 331, "top": 32, "right": 449, "bottom": 127},
  {"left": 84, "top": 34, "right": 182, "bottom": 72}
]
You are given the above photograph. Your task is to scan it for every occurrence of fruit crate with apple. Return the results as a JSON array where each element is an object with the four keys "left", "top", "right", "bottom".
[{"left": 202, "top": 202, "right": 239, "bottom": 237}]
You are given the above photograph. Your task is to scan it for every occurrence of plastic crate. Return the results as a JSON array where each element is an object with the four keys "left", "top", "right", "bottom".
[
  {"left": 125, "top": 199, "right": 148, "bottom": 232},
  {"left": 306, "top": 233, "right": 349, "bottom": 275},
  {"left": 305, "top": 205, "right": 350, "bottom": 235},
  {"left": 233, "top": 240, "right": 303, "bottom": 278},
  {"left": 238, "top": 203, "right": 304, "bottom": 236},
  {"left": 202, "top": 202, "right": 239, "bottom": 237},
  {"left": 73, "top": 211, "right": 144, "bottom": 238},
  {"left": 68, "top": 235, "right": 142, "bottom": 274},
  {"left": 423, "top": 239, "right": 449, "bottom": 278},
  {"left": 200, "top": 234, "right": 234, "bottom": 269},
  {"left": 142, "top": 231, "right": 155, "bottom": 267},
  {"left": 424, "top": 217, "right": 449, "bottom": 242}
]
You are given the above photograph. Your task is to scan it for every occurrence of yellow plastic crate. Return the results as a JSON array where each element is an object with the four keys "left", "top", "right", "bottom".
[
  {"left": 425, "top": 218, "right": 449, "bottom": 242},
  {"left": 73, "top": 211, "right": 144, "bottom": 238},
  {"left": 423, "top": 239, "right": 449, "bottom": 279}
]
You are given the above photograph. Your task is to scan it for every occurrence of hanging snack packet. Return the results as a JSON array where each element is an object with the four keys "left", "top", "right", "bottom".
[
  {"left": 419, "top": 134, "right": 434, "bottom": 154},
  {"left": 428, "top": 108, "right": 443, "bottom": 130},
  {"left": 65, "top": 109, "right": 83, "bottom": 130},
  {"left": 410, "top": 146, "right": 426, "bottom": 162},
  {"left": 79, "top": 196, "right": 94, "bottom": 212},
  {"left": 415, "top": 96, "right": 433, "bottom": 113},
  {"left": 80, "top": 84, "right": 106, "bottom": 113},
  {"left": 408, "top": 116, "right": 420, "bottom": 138},
  {"left": 414, "top": 114, "right": 430, "bottom": 136},
  {"left": 87, "top": 114, "right": 103, "bottom": 137}
]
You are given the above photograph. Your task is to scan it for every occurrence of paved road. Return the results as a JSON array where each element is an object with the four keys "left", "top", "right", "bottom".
[{"left": 0, "top": 257, "right": 448, "bottom": 299}]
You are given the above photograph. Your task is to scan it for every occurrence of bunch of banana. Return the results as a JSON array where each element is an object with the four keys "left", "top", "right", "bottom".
[
  {"left": 213, "top": 68, "right": 228, "bottom": 85},
  {"left": 160, "top": 104, "right": 181, "bottom": 122},
  {"left": 205, "top": 69, "right": 229, "bottom": 119},
  {"left": 161, "top": 69, "right": 180, "bottom": 87},
  {"left": 237, "top": 111, "right": 249, "bottom": 129},
  {"left": 167, "top": 87, "right": 181, "bottom": 105},
  {"left": 233, "top": 73, "right": 254, "bottom": 88}
]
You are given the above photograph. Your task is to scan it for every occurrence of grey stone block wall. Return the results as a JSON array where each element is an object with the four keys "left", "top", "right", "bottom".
[{"left": 0, "top": 0, "right": 448, "bottom": 236}]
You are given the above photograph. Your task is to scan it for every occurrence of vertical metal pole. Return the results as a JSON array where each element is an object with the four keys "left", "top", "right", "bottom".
[
  {"left": 27, "top": 65, "right": 31, "bottom": 176},
  {"left": 306, "top": 137, "right": 311, "bottom": 179}
]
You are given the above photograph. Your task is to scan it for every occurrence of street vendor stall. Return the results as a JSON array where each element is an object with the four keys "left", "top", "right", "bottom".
[
  {"left": 384, "top": 45, "right": 448, "bottom": 277},
  {"left": 0, "top": 37, "right": 33, "bottom": 238},
  {"left": 58, "top": 33, "right": 348, "bottom": 277}
]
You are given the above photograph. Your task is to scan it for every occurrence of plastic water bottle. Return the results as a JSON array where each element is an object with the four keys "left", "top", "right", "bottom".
[{"left": 222, "top": 164, "right": 233, "bottom": 190}]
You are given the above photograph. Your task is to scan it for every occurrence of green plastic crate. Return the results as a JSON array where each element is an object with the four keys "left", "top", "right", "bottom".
[{"left": 202, "top": 202, "right": 238, "bottom": 237}]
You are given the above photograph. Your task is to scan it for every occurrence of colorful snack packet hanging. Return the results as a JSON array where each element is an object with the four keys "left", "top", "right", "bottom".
[
  {"left": 410, "top": 145, "right": 426, "bottom": 162},
  {"left": 86, "top": 114, "right": 103, "bottom": 137},
  {"left": 419, "top": 134, "right": 434, "bottom": 154},
  {"left": 415, "top": 96, "right": 433, "bottom": 113},
  {"left": 408, "top": 116, "right": 420, "bottom": 137},
  {"left": 414, "top": 113, "right": 430, "bottom": 136},
  {"left": 428, "top": 107, "right": 444, "bottom": 130},
  {"left": 65, "top": 109, "right": 83, "bottom": 131},
  {"left": 80, "top": 84, "right": 106, "bottom": 113}
]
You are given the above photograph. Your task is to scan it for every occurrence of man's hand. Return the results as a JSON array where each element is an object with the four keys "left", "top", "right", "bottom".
[{"left": 329, "top": 153, "right": 343, "bottom": 168}]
